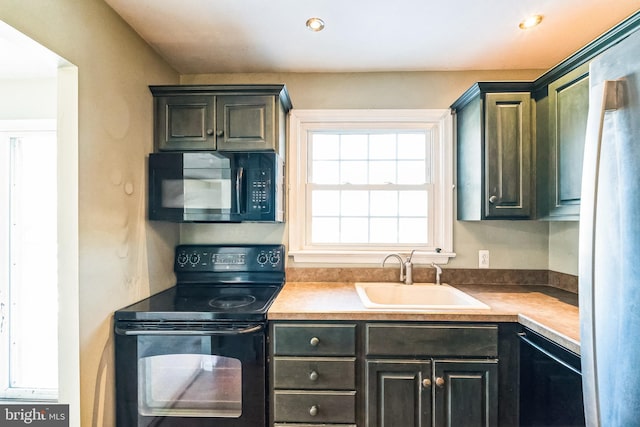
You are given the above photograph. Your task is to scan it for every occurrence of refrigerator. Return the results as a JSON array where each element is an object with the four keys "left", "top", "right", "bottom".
[{"left": 579, "top": 27, "right": 640, "bottom": 427}]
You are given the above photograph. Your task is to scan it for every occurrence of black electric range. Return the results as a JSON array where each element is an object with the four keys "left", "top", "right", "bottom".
[
  {"left": 114, "top": 244, "right": 285, "bottom": 427},
  {"left": 114, "top": 244, "right": 285, "bottom": 324}
]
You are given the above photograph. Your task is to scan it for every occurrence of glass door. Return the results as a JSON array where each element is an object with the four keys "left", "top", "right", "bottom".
[{"left": 115, "top": 325, "right": 266, "bottom": 427}]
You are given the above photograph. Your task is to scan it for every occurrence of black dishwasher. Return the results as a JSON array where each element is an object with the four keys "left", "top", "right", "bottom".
[{"left": 519, "top": 328, "right": 586, "bottom": 427}]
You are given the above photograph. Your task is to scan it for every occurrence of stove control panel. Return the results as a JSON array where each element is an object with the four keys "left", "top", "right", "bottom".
[{"left": 175, "top": 244, "right": 285, "bottom": 272}]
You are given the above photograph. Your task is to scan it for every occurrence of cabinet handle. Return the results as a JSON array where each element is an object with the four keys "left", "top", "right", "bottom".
[
  {"left": 309, "top": 337, "right": 320, "bottom": 346},
  {"left": 309, "top": 370, "right": 319, "bottom": 381},
  {"left": 489, "top": 195, "right": 498, "bottom": 204},
  {"left": 435, "top": 377, "right": 445, "bottom": 387},
  {"left": 309, "top": 405, "right": 319, "bottom": 417},
  {"left": 216, "top": 130, "right": 224, "bottom": 137},
  {"left": 422, "top": 378, "right": 431, "bottom": 388},
  {"left": 206, "top": 128, "right": 214, "bottom": 136}
]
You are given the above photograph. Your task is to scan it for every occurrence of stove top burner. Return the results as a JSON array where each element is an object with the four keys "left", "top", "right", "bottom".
[{"left": 209, "top": 294, "right": 257, "bottom": 309}]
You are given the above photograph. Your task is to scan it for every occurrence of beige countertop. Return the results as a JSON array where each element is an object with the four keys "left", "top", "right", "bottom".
[{"left": 268, "top": 282, "right": 580, "bottom": 355}]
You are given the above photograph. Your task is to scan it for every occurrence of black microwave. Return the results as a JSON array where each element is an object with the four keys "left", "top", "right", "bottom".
[{"left": 148, "top": 151, "right": 284, "bottom": 222}]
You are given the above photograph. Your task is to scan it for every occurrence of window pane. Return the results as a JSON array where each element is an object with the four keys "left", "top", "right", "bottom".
[
  {"left": 370, "top": 191, "right": 398, "bottom": 216},
  {"left": 399, "top": 218, "right": 428, "bottom": 244},
  {"left": 340, "top": 161, "right": 367, "bottom": 184},
  {"left": 340, "top": 134, "right": 368, "bottom": 159},
  {"left": 398, "top": 133, "right": 427, "bottom": 159},
  {"left": 340, "top": 218, "right": 368, "bottom": 243},
  {"left": 7, "top": 131, "right": 58, "bottom": 393},
  {"left": 312, "top": 134, "right": 340, "bottom": 159},
  {"left": 369, "top": 160, "right": 396, "bottom": 184},
  {"left": 312, "top": 218, "right": 339, "bottom": 243},
  {"left": 311, "top": 160, "right": 340, "bottom": 184},
  {"left": 369, "top": 134, "right": 396, "bottom": 159},
  {"left": 370, "top": 218, "right": 398, "bottom": 243},
  {"left": 312, "top": 190, "right": 340, "bottom": 216},
  {"left": 399, "top": 191, "right": 428, "bottom": 216},
  {"left": 341, "top": 191, "right": 368, "bottom": 217},
  {"left": 397, "top": 160, "right": 427, "bottom": 184}
]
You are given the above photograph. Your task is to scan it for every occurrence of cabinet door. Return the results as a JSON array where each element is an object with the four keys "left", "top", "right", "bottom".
[
  {"left": 216, "top": 95, "right": 276, "bottom": 151},
  {"left": 433, "top": 359, "right": 498, "bottom": 427},
  {"left": 547, "top": 64, "right": 589, "bottom": 219},
  {"left": 155, "top": 95, "right": 216, "bottom": 151},
  {"left": 366, "top": 360, "right": 432, "bottom": 427},
  {"left": 484, "top": 92, "right": 532, "bottom": 218}
]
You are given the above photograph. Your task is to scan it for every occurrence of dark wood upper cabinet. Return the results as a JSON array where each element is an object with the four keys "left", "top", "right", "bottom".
[
  {"left": 452, "top": 83, "right": 534, "bottom": 220},
  {"left": 150, "top": 85, "right": 292, "bottom": 155},
  {"left": 540, "top": 63, "right": 590, "bottom": 220}
]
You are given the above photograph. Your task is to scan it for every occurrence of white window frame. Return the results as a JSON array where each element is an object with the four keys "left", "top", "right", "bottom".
[
  {"left": 288, "top": 109, "right": 455, "bottom": 264},
  {"left": 0, "top": 119, "right": 58, "bottom": 401}
]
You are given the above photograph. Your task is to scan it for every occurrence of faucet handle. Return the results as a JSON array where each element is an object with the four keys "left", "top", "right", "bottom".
[
  {"left": 406, "top": 250, "right": 416, "bottom": 262},
  {"left": 430, "top": 262, "right": 443, "bottom": 285}
]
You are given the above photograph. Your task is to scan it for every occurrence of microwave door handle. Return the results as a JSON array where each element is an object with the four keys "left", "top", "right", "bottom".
[{"left": 236, "top": 167, "right": 245, "bottom": 214}]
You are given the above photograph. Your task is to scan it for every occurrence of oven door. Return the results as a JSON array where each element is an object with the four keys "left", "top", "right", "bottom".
[{"left": 115, "top": 322, "right": 266, "bottom": 427}]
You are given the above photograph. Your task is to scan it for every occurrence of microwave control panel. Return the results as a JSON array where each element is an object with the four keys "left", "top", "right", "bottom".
[{"left": 248, "top": 169, "right": 271, "bottom": 213}]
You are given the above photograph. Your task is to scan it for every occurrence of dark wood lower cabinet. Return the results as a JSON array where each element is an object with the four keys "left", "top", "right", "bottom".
[
  {"left": 366, "top": 359, "right": 498, "bottom": 427},
  {"left": 270, "top": 321, "right": 511, "bottom": 427},
  {"left": 366, "top": 360, "right": 432, "bottom": 427},
  {"left": 433, "top": 360, "right": 498, "bottom": 427}
]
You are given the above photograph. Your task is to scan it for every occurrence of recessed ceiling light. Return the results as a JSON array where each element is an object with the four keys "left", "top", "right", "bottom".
[
  {"left": 519, "top": 14, "right": 543, "bottom": 30},
  {"left": 306, "top": 17, "right": 325, "bottom": 32}
]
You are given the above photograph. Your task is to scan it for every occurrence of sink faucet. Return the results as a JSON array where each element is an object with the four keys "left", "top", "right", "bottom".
[
  {"left": 382, "top": 250, "right": 416, "bottom": 285},
  {"left": 431, "top": 262, "right": 443, "bottom": 285}
]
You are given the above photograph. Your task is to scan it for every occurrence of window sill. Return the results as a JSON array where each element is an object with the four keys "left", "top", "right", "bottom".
[{"left": 288, "top": 250, "right": 456, "bottom": 265}]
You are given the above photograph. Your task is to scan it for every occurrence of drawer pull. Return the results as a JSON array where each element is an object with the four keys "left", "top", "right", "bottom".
[
  {"left": 309, "top": 370, "right": 319, "bottom": 381},
  {"left": 435, "top": 377, "right": 445, "bottom": 387},
  {"left": 309, "top": 405, "right": 319, "bottom": 417},
  {"left": 309, "top": 337, "right": 320, "bottom": 346},
  {"left": 422, "top": 378, "right": 431, "bottom": 388}
]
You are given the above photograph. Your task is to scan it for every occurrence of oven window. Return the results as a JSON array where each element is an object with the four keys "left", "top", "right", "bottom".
[{"left": 138, "top": 353, "right": 242, "bottom": 418}]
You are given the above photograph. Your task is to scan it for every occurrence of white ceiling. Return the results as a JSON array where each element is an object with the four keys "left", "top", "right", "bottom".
[
  {"left": 0, "top": 20, "right": 60, "bottom": 78},
  {"left": 105, "top": 0, "right": 640, "bottom": 74}
]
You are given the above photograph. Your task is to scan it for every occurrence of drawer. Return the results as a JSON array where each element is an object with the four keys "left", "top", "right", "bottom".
[
  {"left": 273, "top": 390, "right": 356, "bottom": 423},
  {"left": 366, "top": 323, "right": 498, "bottom": 357},
  {"left": 272, "top": 323, "right": 356, "bottom": 356},
  {"left": 273, "top": 357, "right": 356, "bottom": 390}
]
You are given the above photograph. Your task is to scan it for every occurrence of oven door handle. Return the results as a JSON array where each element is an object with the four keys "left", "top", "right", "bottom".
[{"left": 115, "top": 323, "right": 263, "bottom": 336}]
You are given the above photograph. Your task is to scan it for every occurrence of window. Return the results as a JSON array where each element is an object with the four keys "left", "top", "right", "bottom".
[
  {"left": 289, "top": 110, "right": 454, "bottom": 264},
  {"left": 0, "top": 121, "right": 58, "bottom": 400}
]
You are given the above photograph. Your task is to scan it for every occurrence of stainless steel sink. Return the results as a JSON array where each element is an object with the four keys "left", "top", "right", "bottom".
[{"left": 355, "top": 282, "right": 490, "bottom": 310}]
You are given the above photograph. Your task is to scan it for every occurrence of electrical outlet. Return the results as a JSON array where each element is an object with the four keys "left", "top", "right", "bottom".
[{"left": 478, "top": 250, "right": 490, "bottom": 269}]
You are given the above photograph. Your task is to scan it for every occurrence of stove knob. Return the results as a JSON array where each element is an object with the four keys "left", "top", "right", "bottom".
[
  {"left": 177, "top": 253, "right": 189, "bottom": 266},
  {"left": 257, "top": 253, "right": 268, "bottom": 265},
  {"left": 189, "top": 253, "right": 201, "bottom": 266},
  {"left": 269, "top": 252, "right": 281, "bottom": 266}
]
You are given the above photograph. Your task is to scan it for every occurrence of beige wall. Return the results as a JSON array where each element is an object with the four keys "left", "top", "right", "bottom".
[
  {"left": 1, "top": 1, "right": 179, "bottom": 426},
  {"left": 549, "top": 222, "right": 579, "bottom": 275},
  {"left": 180, "top": 71, "right": 576, "bottom": 271}
]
